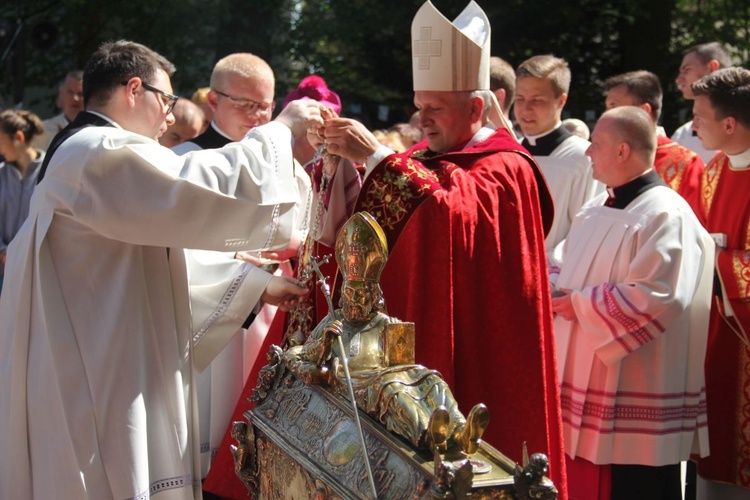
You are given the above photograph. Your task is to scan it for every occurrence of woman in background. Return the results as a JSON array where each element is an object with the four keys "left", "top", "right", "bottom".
[{"left": 0, "top": 109, "right": 45, "bottom": 292}]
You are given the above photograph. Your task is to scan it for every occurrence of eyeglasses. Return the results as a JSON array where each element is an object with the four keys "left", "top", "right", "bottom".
[
  {"left": 213, "top": 89, "right": 275, "bottom": 115},
  {"left": 123, "top": 80, "right": 179, "bottom": 114},
  {"left": 142, "top": 82, "right": 179, "bottom": 115}
]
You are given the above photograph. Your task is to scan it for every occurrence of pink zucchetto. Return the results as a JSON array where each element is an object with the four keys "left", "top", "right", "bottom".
[{"left": 282, "top": 75, "right": 342, "bottom": 114}]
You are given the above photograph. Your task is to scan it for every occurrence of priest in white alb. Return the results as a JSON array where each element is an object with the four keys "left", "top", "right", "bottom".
[{"left": 0, "top": 40, "right": 323, "bottom": 500}]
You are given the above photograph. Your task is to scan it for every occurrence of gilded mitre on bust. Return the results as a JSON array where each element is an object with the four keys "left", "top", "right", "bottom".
[{"left": 335, "top": 212, "right": 389, "bottom": 283}]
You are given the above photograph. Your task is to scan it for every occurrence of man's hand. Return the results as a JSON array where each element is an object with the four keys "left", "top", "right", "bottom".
[
  {"left": 262, "top": 230, "right": 303, "bottom": 262},
  {"left": 323, "top": 118, "right": 382, "bottom": 164},
  {"left": 261, "top": 276, "right": 309, "bottom": 311},
  {"left": 236, "top": 231, "right": 304, "bottom": 265},
  {"left": 551, "top": 290, "right": 576, "bottom": 321},
  {"left": 275, "top": 100, "right": 325, "bottom": 140},
  {"left": 323, "top": 319, "right": 343, "bottom": 341}
]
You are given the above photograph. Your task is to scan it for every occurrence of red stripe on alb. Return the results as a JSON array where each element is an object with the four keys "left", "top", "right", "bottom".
[
  {"left": 560, "top": 395, "right": 706, "bottom": 422},
  {"left": 591, "top": 284, "right": 632, "bottom": 352},
  {"left": 565, "top": 418, "right": 708, "bottom": 435},
  {"left": 613, "top": 284, "right": 666, "bottom": 334},
  {"left": 602, "top": 284, "right": 655, "bottom": 348},
  {"left": 561, "top": 381, "right": 707, "bottom": 400}
]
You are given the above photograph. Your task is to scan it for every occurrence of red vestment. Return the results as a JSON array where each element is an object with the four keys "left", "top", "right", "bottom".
[
  {"left": 693, "top": 153, "right": 750, "bottom": 488},
  {"left": 352, "top": 128, "right": 565, "bottom": 495},
  {"left": 204, "top": 128, "right": 567, "bottom": 498},
  {"left": 654, "top": 135, "right": 704, "bottom": 209}
]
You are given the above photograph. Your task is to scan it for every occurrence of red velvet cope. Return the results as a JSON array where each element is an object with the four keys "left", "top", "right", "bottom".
[
  {"left": 201, "top": 312, "right": 284, "bottom": 498},
  {"left": 565, "top": 456, "right": 612, "bottom": 500},
  {"left": 362, "top": 130, "right": 565, "bottom": 497}
]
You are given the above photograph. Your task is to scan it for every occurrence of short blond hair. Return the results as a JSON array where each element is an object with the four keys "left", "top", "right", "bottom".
[
  {"left": 516, "top": 54, "right": 571, "bottom": 97},
  {"left": 191, "top": 87, "right": 210, "bottom": 105},
  {"left": 210, "top": 53, "right": 274, "bottom": 90},
  {"left": 490, "top": 56, "right": 516, "bottom": 107}
]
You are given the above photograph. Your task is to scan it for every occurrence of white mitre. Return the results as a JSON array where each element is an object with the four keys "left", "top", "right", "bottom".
[{"left": 411, "top": 0, "right": 512, "bottom": 132}]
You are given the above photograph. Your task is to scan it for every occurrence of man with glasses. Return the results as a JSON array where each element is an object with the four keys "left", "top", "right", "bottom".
[
  {"left": 174, "top": 52, "right": 276, "bottom": 152},
  {"left": 0, "top": 40, "right": 323, "bottom": 500},
  {"left": 172, "top": 53, "right": 312, "bottom": 483},
  {"left": 141, "top": 81, "right": 180, "bottom": 113}
]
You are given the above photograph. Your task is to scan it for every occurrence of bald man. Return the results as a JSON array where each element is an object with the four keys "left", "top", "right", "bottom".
[{"left": 551, "top": 106, "right": 713, "bottom": 500}]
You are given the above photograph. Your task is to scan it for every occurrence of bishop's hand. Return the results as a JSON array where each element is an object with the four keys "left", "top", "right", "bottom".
[{"left": 322, "top": 118, "right": 382, "bottom": 165}]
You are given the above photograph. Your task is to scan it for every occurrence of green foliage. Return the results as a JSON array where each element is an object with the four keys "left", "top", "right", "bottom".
[
  {"left": 2, "top": 0, "right": 748, "bottom": 132},
  {"left": 284, "top": 0, "right": 420, "bottom": 126},
  {"left": 669, "top": 0, "right": 750, "bottom": 129},
  {"left": 1, "top": 0, "right": 224, "bottom": 112}
]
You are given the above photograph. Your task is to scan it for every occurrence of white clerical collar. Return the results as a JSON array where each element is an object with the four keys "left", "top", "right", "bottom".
[
  {"left": 86, "top": 110, "right": 122, "bottom": 129},
  {"left": 210, "top": 121, "right": 234, "bottom": 142},
  {"left": 523, "top": 121, "right": 563, "bottom": 146},
  {"left": 464, "top": 124, "right": 497, "bottom": 150},
  {"left": 727, "top": 146, "right": 750, "bottom": 170}
]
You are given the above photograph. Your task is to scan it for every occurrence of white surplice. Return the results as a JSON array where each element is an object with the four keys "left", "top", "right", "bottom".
[
  {"left": 551, "top": 186, "right": 714, "bottom": 466},
  {"left": 177, "top": 136, "right": 311, "bottom": 478},
  {"left": 173, "top": 120, "right": 312, "bottom": 477},
  {"left": 0, "top": 119, "right": 300, "bottom": 499}
]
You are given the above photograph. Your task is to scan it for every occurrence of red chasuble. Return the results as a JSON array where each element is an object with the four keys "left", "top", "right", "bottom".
[
  {"left": 354, "top": 128, "right": 566, "bottom": 495},
  {"left": 654, "top": 135, "right": 704, "bottom": 210},
  {"left": 693, "top": 153, "right": 750, "bottom": 488},
  {"left": 204, "top": 128, "right": 567, "bottom": 498}
]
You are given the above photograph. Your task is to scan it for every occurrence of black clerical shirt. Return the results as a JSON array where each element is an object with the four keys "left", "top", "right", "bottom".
[
  {"left": 521, "top": 125, "right": 573, "bottom": 156},
  {"left": 603, "top": 170, "right": 666, "bottom": 210},
  {"left": 37, "top": 111, "right": 114, "bottom": 183}
]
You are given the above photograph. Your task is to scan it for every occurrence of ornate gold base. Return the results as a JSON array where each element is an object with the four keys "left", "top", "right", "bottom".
[{"left": 231, "top": 361, "right": 555, "bottom": 499}]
